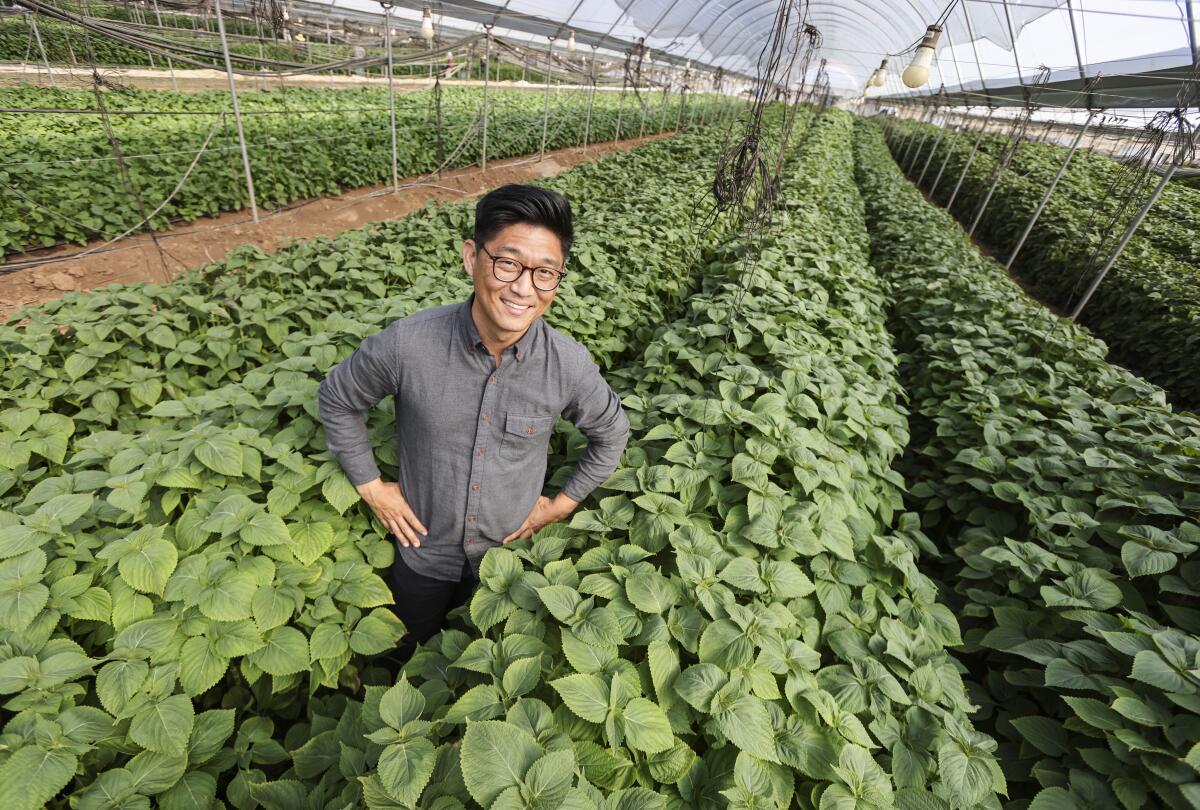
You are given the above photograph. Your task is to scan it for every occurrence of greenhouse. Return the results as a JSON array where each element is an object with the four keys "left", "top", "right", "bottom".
[{"left": 1, "top": 0, "right": 1199, "bottom": 808}]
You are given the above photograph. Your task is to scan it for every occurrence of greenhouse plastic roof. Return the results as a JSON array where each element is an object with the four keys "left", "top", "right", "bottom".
[{"left": 283, "top": 1, "right": 1200, "bottom": 107}]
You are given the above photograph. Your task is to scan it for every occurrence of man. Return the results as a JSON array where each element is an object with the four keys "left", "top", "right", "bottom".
[{"left": 317, "top": 184, "right": 630, "bottom": 662}]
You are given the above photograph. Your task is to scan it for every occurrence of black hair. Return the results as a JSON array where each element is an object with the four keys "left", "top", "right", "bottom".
[{"left": 473, "top": 184, "right": 574, "bottom": 257}]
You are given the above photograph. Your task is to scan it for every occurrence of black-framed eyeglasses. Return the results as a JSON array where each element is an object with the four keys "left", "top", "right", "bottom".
[{"left": 478, "top": 244, "right": 567, "bottom": 292}]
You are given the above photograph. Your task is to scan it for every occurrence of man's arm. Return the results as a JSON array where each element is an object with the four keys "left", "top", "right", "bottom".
[
  {"left": 560, "top": 355, "right": 631, "bottom": 502},
  {"left": 502, "top": 354, "right": 630, "bottom": 544},
  {"left": 318, "top": 327, "right": 429, "bottom": 546},
  {"left": 317, "top": 328, "right": 398, "bottom": 486}
]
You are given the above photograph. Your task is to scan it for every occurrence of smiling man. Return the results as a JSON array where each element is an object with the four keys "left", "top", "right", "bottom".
[{"left": 317, "top": 184, "right": 630, "bottom": 662}]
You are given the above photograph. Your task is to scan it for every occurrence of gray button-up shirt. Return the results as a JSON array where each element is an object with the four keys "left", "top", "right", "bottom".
[{"left": 317, "top": 294, "right": 630, "bottom": 581}]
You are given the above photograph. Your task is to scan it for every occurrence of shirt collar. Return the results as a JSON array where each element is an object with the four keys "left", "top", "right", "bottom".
[{"left": 459, "top": 293, "right": 539, "bottom": 362}]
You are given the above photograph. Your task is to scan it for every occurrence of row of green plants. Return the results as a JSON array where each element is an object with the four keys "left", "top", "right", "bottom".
[
  {"left": 2, "top": 83, "right": 726, "bottom": 259},
  {"left": 0, "top": 117, "right": 769, "bottom": 808},
  {"left": 855, "top": 120, "right": 1200, "bottom": 809},
  {"left": 0, "top": 14, "right": 308, "bottom": 68},
  {"left": 331, "top": 109, "right": 1003, "bottom": 810},
  {"left": 881, "top": 116, "right": 1200, "bottom": 411}
]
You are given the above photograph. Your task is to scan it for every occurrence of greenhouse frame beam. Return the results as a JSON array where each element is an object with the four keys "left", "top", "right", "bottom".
[
  {"left": 1005, "top": 111, "right": 1095, "bottom": 270},
  {"left": 315, "top": 0, "right": 756, "bottom": 79}
]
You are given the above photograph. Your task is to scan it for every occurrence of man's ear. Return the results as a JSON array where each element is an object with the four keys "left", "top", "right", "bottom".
[{"left": 461, "top": 239, "right": 476, "bottom": 278}]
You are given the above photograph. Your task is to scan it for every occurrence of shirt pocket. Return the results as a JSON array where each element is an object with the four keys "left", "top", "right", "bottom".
[{"left": 500, "top": 413, "right": 555, "bottom": 466}]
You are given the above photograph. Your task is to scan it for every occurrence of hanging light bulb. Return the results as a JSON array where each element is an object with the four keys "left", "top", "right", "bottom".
[
  {"left": 420, "top": 5, "right": 434, "bottom": 43},
  {"left": 902, "top": 25, "right": 941, "bottom": 88},
  {"left": 294, "top": 32, "right": 306, "bottom": 41},
  {"left": 567, "top": 30, "right": 576, "bottom": 52},
  {"left": 869, "top": 58, "right": 888, "bottom": 88}
]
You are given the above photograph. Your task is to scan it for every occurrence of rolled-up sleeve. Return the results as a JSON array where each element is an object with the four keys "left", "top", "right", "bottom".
[
  {"left": 560, "top": 355, "right": 630, "bottom": 503},
  {"left": 317, "top": 327, "right": 399, "bottom": 486}
]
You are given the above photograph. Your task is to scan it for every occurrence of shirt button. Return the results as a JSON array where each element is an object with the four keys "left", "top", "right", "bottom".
[
  {"left": 471, "top": 483, "right": 480, "bottom": 492},
  {"left": 481, "top": 413, "right": 489, "bottom": 422},
  {"left": 517, "top": 351, "right": 524, "bottom": 359},
  {"left": 525, "top": 426, "right": 534, "bottom": 435},
  {"left": 467, "top": 516, "right": 476, "bottom": 523},
  {"left": 476, "top": 448, "right": 484, "bottom": 457},
  {"left": 466, "top": 539, "right": 473, "bottom": 545},
  {"left": 490, "top": 375, "right": 497, "bottom": 382}
]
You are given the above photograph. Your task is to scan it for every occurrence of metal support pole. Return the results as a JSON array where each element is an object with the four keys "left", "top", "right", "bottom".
[
  {"left": 29, "top": 14, "right": 53, "bottom": 85},
  {"left": 481, "top": 26, "right": 492, "bottom": 169},
  {"left": 1006, "top": 112, "right": 1094, "bottom": 269},
  {"left": 675, "top": 70, "right": 687, "bottom": 131},
  {"left": 918, "top": 119, "right": 947, "bottom": 185},
  {"left": 1066, "top": 0, "right": 1088, "bottom": 80},
  {"left": 539, "top": 38, "right": 553, "bottom": 160},
  {"left": 900, "top": 108, "right": 931, "bottom": 169},
  {"left": 961, "top": 1, "right": 992, "bottom": 104},
  {"left": 1070, "top": 164, "right": 1183, "bottom": 320},
  {"left": 638, "top": 87, "right": 648, "bottom": 138},
  {"left": 947, "top": 109, "right": 993, "bottom": 211},
  {"left": 583, "top": 46, "right": 596, "bottom": 148},
  {"left": 150, "top": 0, "right": 177, "bottom": 91},
  {"left": 1001, "top": 0, "right": 1024, "bottom": 85},
  {"left": 929, "top": 123, "right": 963, "bottom": 197},
  {"left": 383, "top": 4, "right": 399, "bottom": 190},
  {"left": 905, "top": 125, "right": 932, "bottom": 174},
  {"left": 215, "top": 0, "right": 258, "bottom": 222},
  {"left": 1186, "top": 0, "right": 1199, "bottom": 68},
  {"left": 615, "top": 73, "right": 627, "bottom": 141},
  {"left": 658, "top": 82, "right": 669, "bottom": 132},
  {"left": 969, "top": 117, "right": 1030, "bottom": 237}
]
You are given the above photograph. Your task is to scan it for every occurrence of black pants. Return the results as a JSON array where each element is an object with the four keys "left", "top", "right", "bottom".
[{"left": 385, "top": 539, "right": 477, "bottom": 666}]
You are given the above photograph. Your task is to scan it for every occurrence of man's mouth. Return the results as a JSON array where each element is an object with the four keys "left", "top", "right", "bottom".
[{"left": 500, "top": 297, "right": 533, "bottom": 316}]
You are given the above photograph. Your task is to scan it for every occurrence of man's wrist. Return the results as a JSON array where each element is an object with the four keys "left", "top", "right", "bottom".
[{"left": 551, "top": 492, "right": 580, "bottom": 516}]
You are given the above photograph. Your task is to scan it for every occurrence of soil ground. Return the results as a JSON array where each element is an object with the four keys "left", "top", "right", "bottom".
[{"left": 0, "top": 132, "right": 667, "bottom": 323}]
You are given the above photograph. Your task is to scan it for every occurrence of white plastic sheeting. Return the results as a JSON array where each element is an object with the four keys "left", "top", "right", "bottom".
[{"left": 287, "top": 1, "right": 1199, "bottom": 103}]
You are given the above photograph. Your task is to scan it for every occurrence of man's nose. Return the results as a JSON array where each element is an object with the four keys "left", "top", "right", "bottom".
[{"left": 509, "top": 268, "right": 537, "bottom": 297}]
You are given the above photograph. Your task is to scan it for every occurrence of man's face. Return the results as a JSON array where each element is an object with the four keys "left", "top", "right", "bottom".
[{"left": 463, "top": 222, "right": 564, "bottom": 338}]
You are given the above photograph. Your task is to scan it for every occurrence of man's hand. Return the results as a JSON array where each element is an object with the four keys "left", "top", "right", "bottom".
[
  {"left": 503, "top": 493, "right": 579, "bottom": 544},
  {"left": 356, "top": 478, "right": 428, "bottom": 548}
]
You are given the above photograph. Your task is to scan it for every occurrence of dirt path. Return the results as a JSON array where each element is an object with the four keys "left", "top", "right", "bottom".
[{"left": 0, "top": 133, "right": 667, "bottom": 322}]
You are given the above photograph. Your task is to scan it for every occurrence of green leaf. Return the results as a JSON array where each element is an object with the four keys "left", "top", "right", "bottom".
[
  {"left": 537, "top": 584, "right": 582, "bottom": 623},
  {"left": 290, "top": 521, "right": 335, "bottom": 565},
  {"left": 250, "top": 626, "right": 310, "bottom": 676},
  {"left": 240, "top": 511, "right": 290, "bottom": 547},
  {"left": 309, "top": 622, "right": 349, "bottom": 661},
  {"left": 380, "top": 677, "right": 426, "bottom": 730},
  {"left": 377, "top": 738, "right": 437, "bottom": 806},
  {"left": 625, "top": 569, "right": 678, "bottom": 613},
  {"left": 130, "top": 693, "right": 195, "bottom": 755},
  {"left": 937, "top": 741, "right": 997, "bottom": 807},
  {"left": 159, "top": 770, "right": 218, "bottom": 810},
  {"left": 552, "top": 673, "right": 611, "bottom": 724},
  {"left": 621, "top": 697, "right": 674, "bottom": 753},
  {"left": 96, "top": 659, "right": 149, "bottom": 716},
  {"left": 252, "top": 585, "right": 295, "bottom": 632},
  {"left": 714, "top": 696, "right": 778, "bottom": 762},
  {"left": 322, "top": 473, "right": 360, "bottom": 515},
  {"left": 674, "top": 663, "right": 727, "bottom": 713},
  {"left": 179, "top": 636, "right": 229, "bottom": 697},
  {"left": 198, "top": 569, "right": 257, "bottom": 621},
  {"left": 193, "top": 435, "right": 243, "bottom": 478},
  {"left": 0, "top": 524, "right": 45, "bottom": 559},
  {"left": 351, "top": 609, "right": 406, "bottom": 656},
  {"left": 0, "top": 746, "right": 78, "bottom": 810},
  {"left": 460, "top": 720, "right": 544, "bottom": 807},
  {"left": 522, "top": 750, "right": 576, "bottom": 808},
  {"left": 118, "top": 539, "right": 178, "bottom": 596}
]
